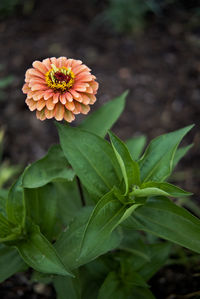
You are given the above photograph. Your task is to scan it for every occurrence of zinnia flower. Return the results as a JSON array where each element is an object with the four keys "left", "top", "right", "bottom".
[{"left": 22, "top": 57, "right": 98, "bottom": 121}]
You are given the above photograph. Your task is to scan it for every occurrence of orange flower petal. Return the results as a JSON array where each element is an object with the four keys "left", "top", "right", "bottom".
[
  {"left": 36, "top": 109, "right": 46, "bottom": 121},
  {"left": 65, "top": 92, "right": 73, "bottom": 102},
  {"left": 26, "top": 98, "right": 37, "bottom": 111},
  {"left": 54, "top": 103, "right": 64, "bottom": 121},
  {"left": 53, "top": 93, "right": 60, "bottom": 104},
  {"left": 60, "top": 94, "right": 67, "bottom": 105},
  {"left": 45, "top": 107, "right": 54, "bottom": 119},
  {"left": 46, "top": 98, "right": 55, "bottom": 110},
  {"left": 37, "top": 99, "right": 46, "bottom": 111},
  {"left": 23, "top": 57, "right": 98, "bottom": 122},
  {"left": 65, "top": 101, "right": 75, "bottom": 111},
  {"left": 81, "top": 104, "right": 90, "bottom": 114},
  {"left": 63, "top": 110, "right": 75, "bottom": 122}
]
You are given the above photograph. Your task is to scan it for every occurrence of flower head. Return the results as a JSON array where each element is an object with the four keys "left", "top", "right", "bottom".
[{"left": 22, "top": 57, "right": 98, "bottom": 121}]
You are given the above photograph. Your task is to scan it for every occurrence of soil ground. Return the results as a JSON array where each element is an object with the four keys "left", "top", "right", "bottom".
[{"left": 0, "top": 0, "right": 200, "bottom": 298}]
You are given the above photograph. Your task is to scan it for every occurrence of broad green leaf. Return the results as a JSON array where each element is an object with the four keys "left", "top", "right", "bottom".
[
  {"left": 80, "top": 258, "right": 110, "bottom": 299},
  {"left": 55, "top": 207, "right": 122, "bottom": 269},
  {"left": 0, "top": 244, "right": 27, "bottom": 282},
  {"left": 53, "top": 273, "right": 81, "bottom": 299},
  {"left": 0, "top": 212, "right": 13, "bottom": 239},
  {"left": 7, "top": 175, "right": 25, "bottom": 227},
  {"left": 139, "top": 125, "right": 194, "bottom": 182},
  {"left": 172, "top": 144, "right": 193, "bottom": 170},
  {"left": 109, "top": 131, "right": 140, "bottom": 195},
  {"left": 119, "top": 229, "right": 150, "bottom": 262},
  {"left": 130, "top": 287, "right": 155, "bottom": 299},
  {"left": 126, "top": 135, "right": 147, "bottom": 160},
  {"left": 141, "top": 182, "right": 192, "bottom": 198},
  {"left": 57, "top": 124, "right": 121, "bottom": 197},
  {"left": 98, "top": 271, "right": 150, "bottom": 299},
  {"left": 25, "top": 184, "right": 58, "bottom": 241},
  {"left": 23, "top": 145, "right": 75, "bottom": 188},
  {"left": 79, "top": 189, "right": 140, "bottom": 260},
  {"left": 16, "top": 224, "right": 73, "bottom": 277},
  {"left": 123, "top": 197, "right": 200, "bottom": 254},
  {"left": 80, "top": 91, "right": 128, "bottom": 137},
  {"left": 55, "top": 180, "right": 82, "bottom": 225},
  {"left": 0, "top": 189, "right": 8, "bottom": 216},
  {"left": 138, "top": 243, "right": 171, "bottom": 281}
]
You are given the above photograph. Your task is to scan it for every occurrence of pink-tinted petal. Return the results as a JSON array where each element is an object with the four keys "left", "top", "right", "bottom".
[
  {"left": 73, "top": 83, "right": 88, "bottom": 92},
  {"left": 44, "top": 90, "right": 54, "bottom": 100},
  {"left": 42, "top": 58, "right": 52, "bottom": 70},
  {"left": 57, "top": 57, "right": 67, "bottom": 68},
  {"left": 53, "top": 93, "right": 60, "bottom": 104},
  {"left": 69, "top": 89, "right": 82, "bottom": 101},
  {"left": 28, "top": 68, "right": 44, "bottom": 79},
  {"left": 33, "top": 61, "right": 49, "bottom": 74},
  {"left": 73, "top": 64, "right": 89, "bottom": 75},
  {"left": 60, "top": 94, "right": 67, "bottom": 105},
  {"left": 50, "top": 57, "right": 58, "bottom": 67},
  {"left": 32, "top": 90, "right": 45, "bottom": 101},
  {"left": 31, "top": 84, "right": 48, "bottom": 91},
  {"left": 65, "top": 92, "right": 73, "bottom": 102}
]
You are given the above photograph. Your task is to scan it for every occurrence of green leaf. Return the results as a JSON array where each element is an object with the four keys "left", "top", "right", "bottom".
[
  {"left": 173, "top": 144, "right": 193, "bottom": 170},
  {"left": 0, "top": 244, "right": 27, "bottom": 283},
  {"left": 6, "top": 175, "right": 25, "bottom": 227},
  {"left": 119, "top": 229, "right": 150, "bottom": 262},
  {"left": 57, "top": 124, "right": 121, "bottom": 197},
  {"left": 0, "top": 189, "right": 8, "bottom": 216},
  {"left": 138, "top": 243, "right": 171, "bottom": 281},
  {"left": 80, "top": 91, "right": 128, "bottom": 137},
  {"left": 55, "top": 180, "right": 82, "bottom": 225},
  {"left": 126, "top": 135, "right": 147, "bottom": 160},
  {"left": 123, "top": 197, "right": 200, "bottom": 254},
  {"left": 25, "top": 184, "right": 58, "bottom": 241},
  {"left": 98, "top": 271, "right": 151, "bottom": 299},
  {"left": 131, "top": 187, "right": 169, "bottom": 198},
  {"left": 109, "top": 131, "right": 140, "bottom": 195},
  {"left": 55, "top": 207, "right": 122, "bottom": 269},
  {"left": 23, "top": 145, "right": 75, "bottom": 188},
  {"left": 53, "top": 273, "right": 81, "bottom": 299},
  {"left": 79, "top": 189, "right": 140, "bottom": 260},
  {"left": 139, "top": 125, "right": 194, "bottom": 182},
  {"left": 0, "top": 212, "right": 13, "bottom": 239},
  {"left": 130, "top": 287, "right": 156, "bottom": 299},
  {"left": 16, "top": 224, "right": 73, "bottom": 277},
  {"left": 141, "top": 182, "right": 192, "bottom": 198}
]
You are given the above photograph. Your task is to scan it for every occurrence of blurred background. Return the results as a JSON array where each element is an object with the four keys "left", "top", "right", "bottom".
[{"left": 0, "top": 0, "right": 200, "bottom": 297}]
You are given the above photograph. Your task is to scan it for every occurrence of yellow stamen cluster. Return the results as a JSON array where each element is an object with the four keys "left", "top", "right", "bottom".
[{"left": 45, "top": 64, "right": 75, "bottom": 93}]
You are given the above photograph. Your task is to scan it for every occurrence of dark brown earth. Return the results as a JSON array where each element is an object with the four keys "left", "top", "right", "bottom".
[{"left": 0, "top": 0, "right": 200, "bottom": 298}]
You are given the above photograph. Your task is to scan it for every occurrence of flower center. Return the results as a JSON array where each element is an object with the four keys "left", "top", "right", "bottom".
[{"left": 45, "top": 64, "right": 75, "bottom": 93}]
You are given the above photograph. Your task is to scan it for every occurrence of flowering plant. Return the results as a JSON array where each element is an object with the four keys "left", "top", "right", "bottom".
[{"left": 0, "top": 57, "right": 199, "bottom": 298}]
